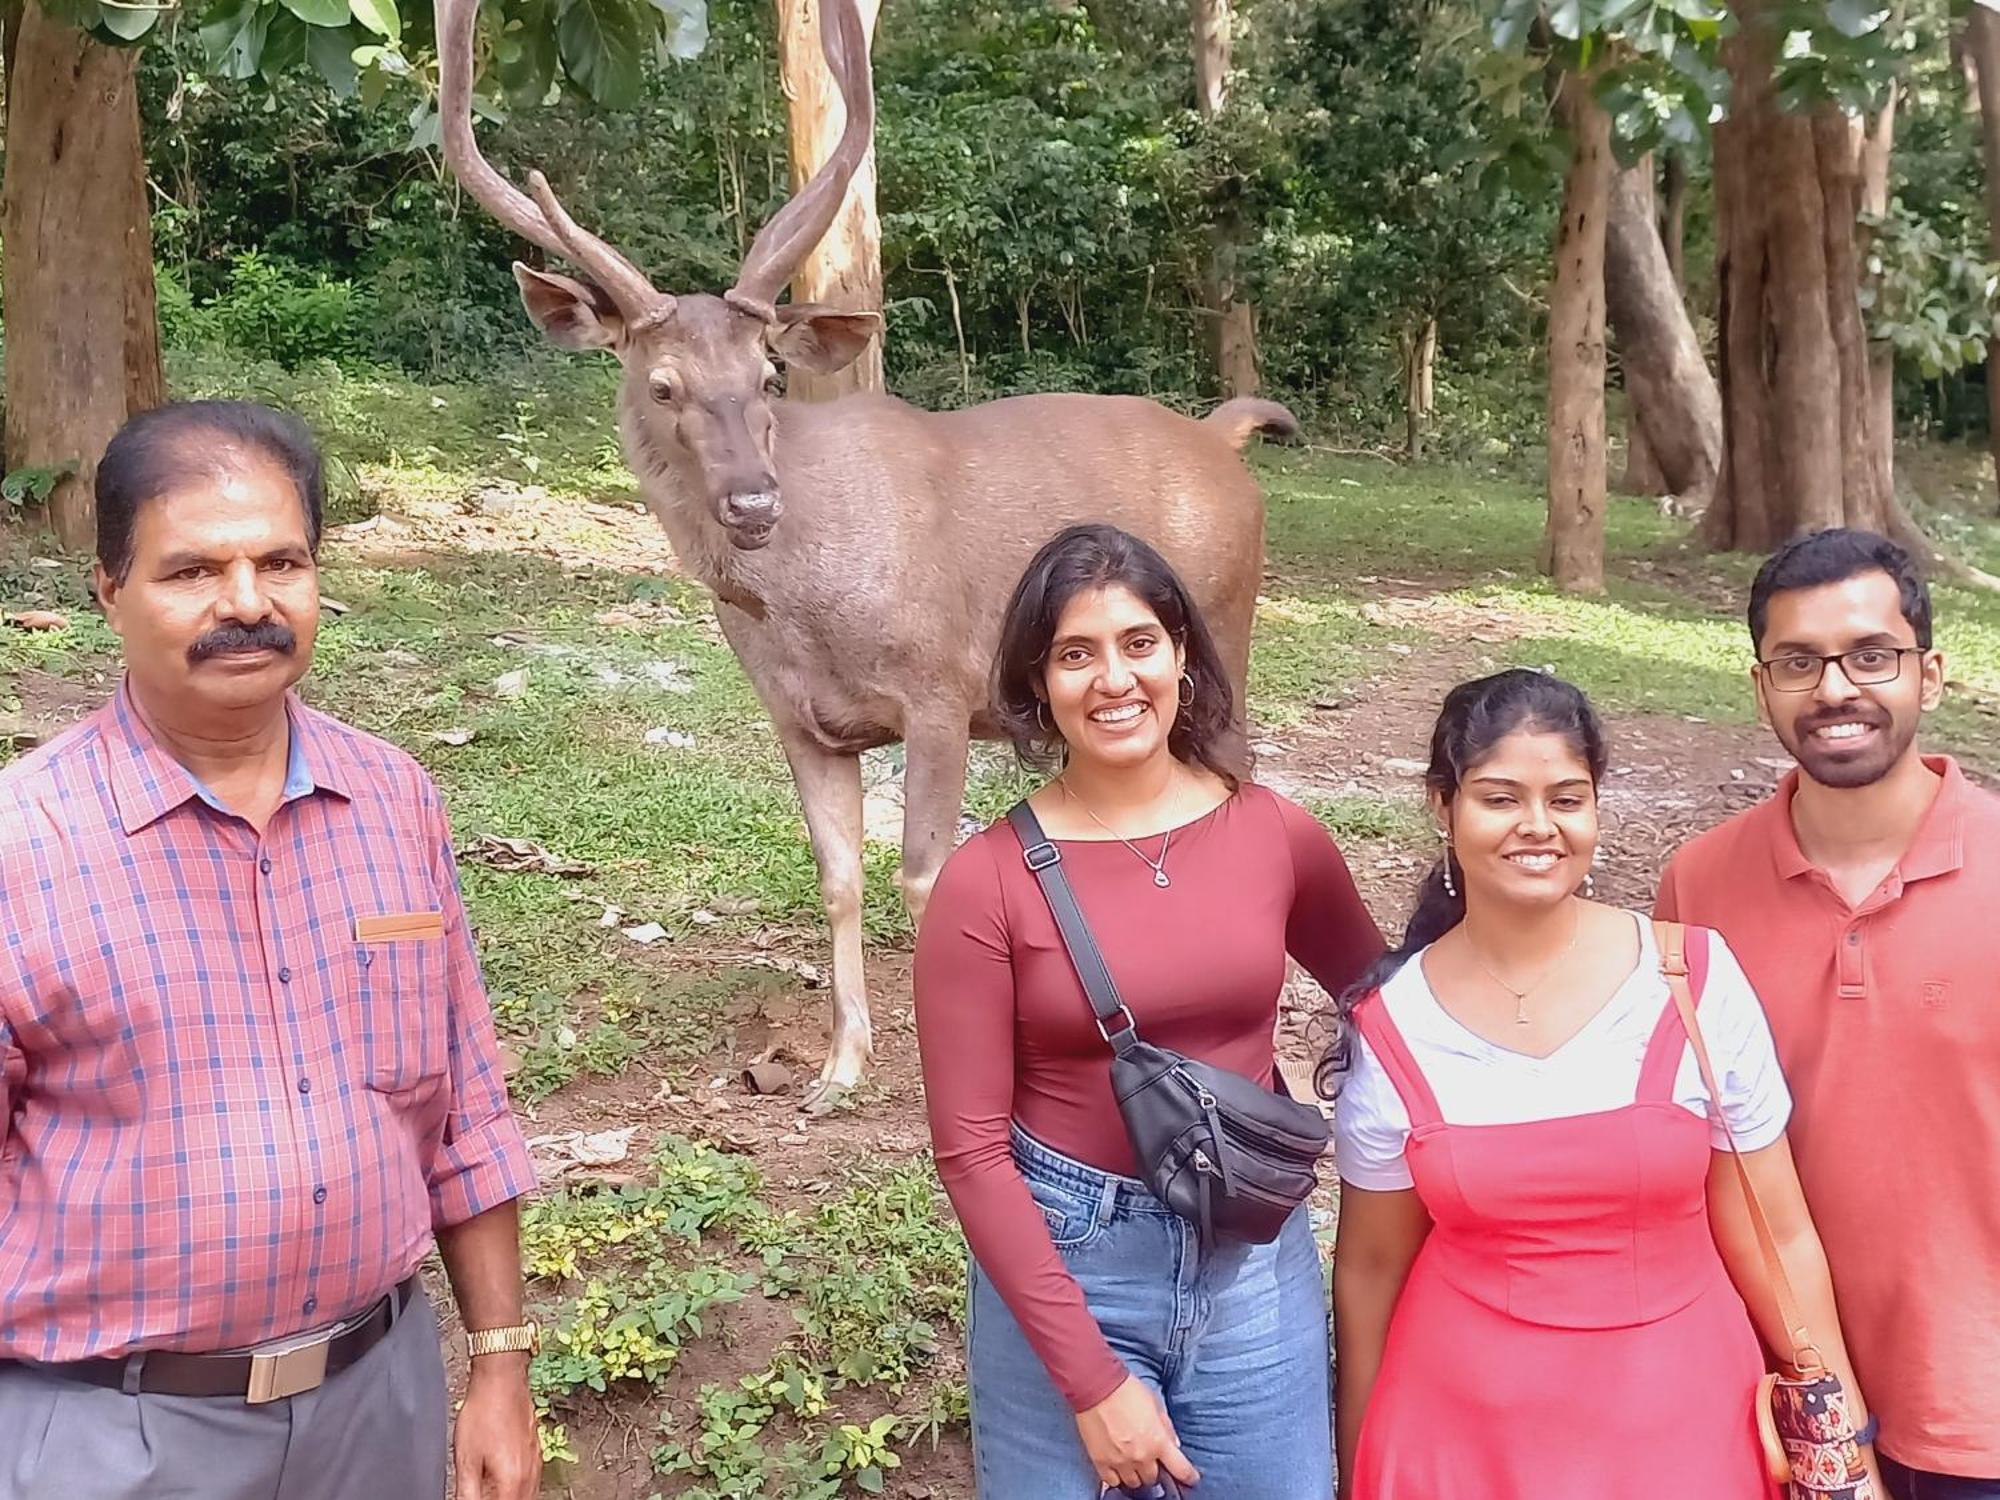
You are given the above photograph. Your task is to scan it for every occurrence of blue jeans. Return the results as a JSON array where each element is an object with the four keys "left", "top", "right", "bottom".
[
  {"left": 966, "top": 1125, "right": 1333, "bottom": 1498},
  {"left": 1882, "top": 1457, "right": 2000, "bottom": 1500}
]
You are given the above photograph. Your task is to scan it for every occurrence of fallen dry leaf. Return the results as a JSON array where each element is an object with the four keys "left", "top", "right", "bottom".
[
  {"left": 6, "top": 610, "right": 69, "bottom": 631},
  {"left": 461, "top": 834, "right": 593, "bottom": 877},
  {"left": 318, "top": 596, "right": 352, "bottom": 616},
  {"left": 622, "top": 922, "right": 669, "bottom": 945},
  {"left": 428, "top": 727, "right": 478, "bottom": 747},
  {"left": 492, "top": 667, "right": 529, "bottom": 699}
]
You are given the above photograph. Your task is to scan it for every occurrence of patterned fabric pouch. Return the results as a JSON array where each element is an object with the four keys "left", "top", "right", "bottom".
[
  {"left": 1762, "top": 1373, "right": 1873, "bottom": 1498},
  {"left": 1657, "top": 923, "right": 1876, "bottom": 1500}
]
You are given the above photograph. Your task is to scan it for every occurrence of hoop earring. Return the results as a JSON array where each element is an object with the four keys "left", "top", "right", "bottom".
[
  {"left": 1178, "top": 672, "right": 1195, "bottom": 707},
  {"left": 1035, "top": 699, "right": 1052, "bottom": 734}
]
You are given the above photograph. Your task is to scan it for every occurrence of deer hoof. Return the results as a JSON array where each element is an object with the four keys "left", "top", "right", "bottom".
[{"left": 799, "top": 1078, "right": 852, "bottom": 1116}]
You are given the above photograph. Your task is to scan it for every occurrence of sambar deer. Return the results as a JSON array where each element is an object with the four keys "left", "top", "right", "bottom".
[{"left": 438, "top": 0, "right": 1296, "bottom": 1107}]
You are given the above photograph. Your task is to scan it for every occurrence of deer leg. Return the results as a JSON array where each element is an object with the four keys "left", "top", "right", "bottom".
[
  {"left": 897, "top": 717, "right": 973, "bottom": 930},
  {"left": 778, "top": 732, "right": 871, "bottom": 1113}
]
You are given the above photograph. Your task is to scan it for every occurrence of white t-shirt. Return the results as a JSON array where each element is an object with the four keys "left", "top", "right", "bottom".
[{"left": 1334, "top": 913, "right": 1792, "bottom": 1192}]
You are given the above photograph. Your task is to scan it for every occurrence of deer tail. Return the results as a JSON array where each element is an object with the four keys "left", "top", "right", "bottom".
[{"left": 1204, "top": 398, "right": 1301, "bottom": 451}]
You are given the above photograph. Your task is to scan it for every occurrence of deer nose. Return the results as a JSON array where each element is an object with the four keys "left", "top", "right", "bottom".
[{"left": 722, "top": 490, "right": 782, "bottom": 531}]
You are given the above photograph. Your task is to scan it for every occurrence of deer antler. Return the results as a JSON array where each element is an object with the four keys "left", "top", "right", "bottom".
[
  {"left": 727, "top": 0, "right": 876, "bottom": 315},
  {"left": 435, "top": 0, "right": 664, "bottom": 316}
]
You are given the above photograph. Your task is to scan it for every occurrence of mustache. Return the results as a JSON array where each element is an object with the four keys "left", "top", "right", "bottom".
[{"left": 188, "top": 620, "right": 297, "bottom": 663}]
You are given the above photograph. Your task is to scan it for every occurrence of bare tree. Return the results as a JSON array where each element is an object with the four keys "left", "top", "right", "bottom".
[
  {"left": 1607, "top": 157, "right": 1721, "bottom": 510},
  {"left": 2, "top": 3, "right": 163, "bottom": 547},
  {"left": 1192, "top": 0, "right": 1260, "bottom": 397},
  {"left": 1969, "top": 1, "right": 2000, "bottom": 511},
  {"left": 775, "top": 0, "right": 884, "bottom": 399},
  {"left": 1545, "top": 73, "right": 1613, "bottom": 594},
  {"left": 1709, "top": 0, "right": 1889, "bottom": 548}
]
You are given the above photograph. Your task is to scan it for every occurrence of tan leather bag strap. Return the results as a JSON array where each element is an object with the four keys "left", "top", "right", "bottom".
[{"left": 1654, "top": 919, "right": 1825, "bottom": 1376}]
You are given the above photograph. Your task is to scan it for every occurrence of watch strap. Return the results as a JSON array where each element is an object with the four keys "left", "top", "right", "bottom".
[{"left": 465, "top": 1322, "right": 538, "bottom": 1358}]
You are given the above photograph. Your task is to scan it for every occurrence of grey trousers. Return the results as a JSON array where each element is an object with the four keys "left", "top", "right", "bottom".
[{"left": 0, "top": 1288, "right": 448, "bottom": 1500}]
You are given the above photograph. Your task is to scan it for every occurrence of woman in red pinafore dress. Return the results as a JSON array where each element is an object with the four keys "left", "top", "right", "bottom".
[{"left": 1324, "top": 671, "right": 1882, "bottom": 1500}]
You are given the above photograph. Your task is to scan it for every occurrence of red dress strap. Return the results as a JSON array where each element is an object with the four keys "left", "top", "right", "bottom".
[
  {"left": 1354, "top": 990, "right": 1446, "bottom": 1129},
  {"left": 1636, "top": 924, "right": 1712, "bottom": 1103}
]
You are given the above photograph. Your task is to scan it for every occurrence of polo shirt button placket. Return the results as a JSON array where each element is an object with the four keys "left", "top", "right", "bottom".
[{"left": 1839, "top": 926, "right": 1866, "bottom": 998}]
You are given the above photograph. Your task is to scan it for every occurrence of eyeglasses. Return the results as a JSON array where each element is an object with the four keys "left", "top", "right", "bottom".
[{"left": 1756, "top": 646, "right": 1924, "bottom": 693}]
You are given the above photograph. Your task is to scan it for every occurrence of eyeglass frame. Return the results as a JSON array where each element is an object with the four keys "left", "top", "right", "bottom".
[{"left": 1753, "top": 645, "right": 1927, "bottom": 694}]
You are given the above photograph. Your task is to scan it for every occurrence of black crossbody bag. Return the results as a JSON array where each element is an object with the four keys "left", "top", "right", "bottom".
[{"left": 1007, "top": 801, "right": 1331, "bottom": 1245}]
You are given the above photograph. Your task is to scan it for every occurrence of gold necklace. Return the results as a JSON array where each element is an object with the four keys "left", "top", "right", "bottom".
[
  {"left": 1058, "top": 775, "right": 1183, "bottom": 889},
  {"left": 1465, "top": 903, "right": 1584, "bottom": 1025}
]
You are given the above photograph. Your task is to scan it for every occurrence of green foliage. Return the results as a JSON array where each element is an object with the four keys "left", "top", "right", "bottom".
[
  {"left": 1, "top": 463, "right": 78, "bottom": 509},
  {"left": 1862, "top": 198, "right": 2000, "bottom": 381},
  {"left": 182, "top": 251, "right": 373, "bottom": 366},
  {"left": 651, "top": 1367, "right": 909, "bottom": 1500},
  {"left": 741, "top": 1162, "right": 965, "bottom": 1392}
]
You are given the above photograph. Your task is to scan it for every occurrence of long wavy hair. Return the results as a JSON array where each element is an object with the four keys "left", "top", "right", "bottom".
[
  {"left": 1316, "top": 668, "right": 1608, "bottom": 1096},
  {"left": 991, "top": 523, "right": 1249, "bottom": 785}
]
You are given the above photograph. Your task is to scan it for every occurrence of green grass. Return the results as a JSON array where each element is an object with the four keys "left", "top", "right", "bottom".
[
  {"left": 1258, "top": 449, "right": 1685, "bottom": 582},
  {"left": 1306, "top": 792, "right": 1429, "bottom": 846},
  {"left": 1460, "top": 581, "right": 1756, "bottom": 723}
]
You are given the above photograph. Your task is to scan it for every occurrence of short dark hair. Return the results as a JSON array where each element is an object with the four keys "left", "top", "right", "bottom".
[
  {"left": 992, "top": 523, "right": 1249, "bottom": 784},
  {"left": 1748, "top": 528, "right": 1931, "bottom": 653},
  {"left": 96, "top": 401, "right": 325, "bottom": 582}
]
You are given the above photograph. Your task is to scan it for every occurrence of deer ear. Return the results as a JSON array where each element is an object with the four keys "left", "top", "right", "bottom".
[
  {"left": 768, "top": 305, "right": 881, "bottom": 374},
  {"left": 514, "top": 263, "right": 625, "bottom": 352}
]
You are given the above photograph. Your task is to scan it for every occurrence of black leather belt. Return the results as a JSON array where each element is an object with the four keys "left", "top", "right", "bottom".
[{"left": 16, "top": 1276, "right": 418, "bottom": 1403}]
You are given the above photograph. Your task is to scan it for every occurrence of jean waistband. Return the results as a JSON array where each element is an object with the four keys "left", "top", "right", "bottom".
[{"left": 1009, "top": 1123, "right": 1177, "bottom": 1218}]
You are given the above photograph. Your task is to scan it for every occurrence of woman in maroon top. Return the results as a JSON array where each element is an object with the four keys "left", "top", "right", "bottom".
[{"left": 915, "top": 524, "right": 1382, "bottom": 1497}]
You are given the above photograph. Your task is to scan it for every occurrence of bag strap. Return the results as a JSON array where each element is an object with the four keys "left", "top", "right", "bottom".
[
  {"left": 1654, "top": 919, "right": 1825, "bottom": 1377},
  {"left": 1007, "top": 802, "right": 1141, "bottom": 1053}
]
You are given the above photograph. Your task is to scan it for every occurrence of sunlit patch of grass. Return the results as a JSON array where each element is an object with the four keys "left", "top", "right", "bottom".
[
  {"left": 1451, "top": 582, "right": 1755, "bottom": 723},
  {"left": 1258, "top": 451, "right": 1684, "bottom": 582},
  {"left": 1249, "top": 590, "right": 1420, "bottom": 728}
]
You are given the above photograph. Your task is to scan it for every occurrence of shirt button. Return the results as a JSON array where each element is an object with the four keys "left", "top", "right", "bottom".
[
  {"left": 302, "top": 1296, "right": 318, "bottom": 1317},
  {"left": 313, "top": 1186, "right": 328, "bottom": 1205},
  {"left": 278, "top": 966, "right": 293, "bottom": 984},
  {"left": 297, "top": 1077, "right": 311, "bottom": 1095},
  {"left": 1847, "top": 931, "right": 1861, "bottom": 945},
  {"left": 259, "top": 857, "right": 272, "bottom": 875}
]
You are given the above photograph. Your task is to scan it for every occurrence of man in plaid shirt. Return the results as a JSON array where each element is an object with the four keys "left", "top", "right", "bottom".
[{"left": 0, "top": 402, "right": 540, "bottom": 1499}]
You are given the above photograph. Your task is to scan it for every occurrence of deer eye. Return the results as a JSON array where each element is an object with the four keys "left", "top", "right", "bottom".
[{"left": 648, "top": 373, "right": 679, "bottom": 405}]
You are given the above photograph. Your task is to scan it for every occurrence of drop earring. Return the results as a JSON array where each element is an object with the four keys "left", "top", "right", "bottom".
[{"left": 1435, "top": 826, "right": 1456, "bottom": 899}]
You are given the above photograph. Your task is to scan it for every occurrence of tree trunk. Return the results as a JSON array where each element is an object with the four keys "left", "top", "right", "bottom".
[
  {"left": 1708, "top": 1, "right": 1882, "bottom": 551},
  {"left": 775, "top": 0, "right": 883, "bottom": 400},
  {"left": 2, "top": 2, "right": 164, "bottom": 548},
  {"left": 1969, "top": 2, "right": 2000, "bottom": 511},
  {"left": 1662, "top": 149, "right": 1688, "bottom": 291},
  {"left": 1857, "top": 80, "right": 1899, "bottom": 521},
  {"left": 1608, "top": 155, "right": 1720, "bottom": 506},
  {"left": 1402, "top": 317, "right": 1436, "bottom": 461},
  {"left": 1192, "top": 0, "right": 1260, "bottom": 398},
  {"left": 1545, "top": 76, "right": 1612, "bottom": 595}
]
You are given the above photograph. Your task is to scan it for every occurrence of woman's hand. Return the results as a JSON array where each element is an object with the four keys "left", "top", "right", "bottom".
[{"left": 1074, "top": 1376, "right": 1201, "bottom": 1492}]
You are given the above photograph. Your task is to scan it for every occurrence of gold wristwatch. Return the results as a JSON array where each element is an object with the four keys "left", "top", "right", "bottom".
[{"left": 465, "top": 1321, "right": 540, "bottom": 1359}]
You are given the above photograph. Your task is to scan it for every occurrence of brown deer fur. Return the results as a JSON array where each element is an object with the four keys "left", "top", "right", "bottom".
[{"left": 437, "top": 0, "right": 1294, "bottom": 1104}]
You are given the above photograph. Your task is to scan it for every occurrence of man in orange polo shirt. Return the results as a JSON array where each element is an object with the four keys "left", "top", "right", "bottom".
[{"left": 1657, "top": 528, "right": 2000, "bottom": 1498}]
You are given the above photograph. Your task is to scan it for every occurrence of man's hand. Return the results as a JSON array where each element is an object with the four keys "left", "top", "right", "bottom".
[{"left": 453, "top": 1353, "right": 541, "bottom": 1500}]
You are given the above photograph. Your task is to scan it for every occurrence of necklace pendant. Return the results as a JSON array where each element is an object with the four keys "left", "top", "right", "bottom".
[{"left": 1153, "top": 869, "right": 1171, "bottom": 889}]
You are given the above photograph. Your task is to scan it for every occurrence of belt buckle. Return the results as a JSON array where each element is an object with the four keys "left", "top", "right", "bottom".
[{"left": 245, "top": 1332, "right": 332, "bottom": 1404}]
